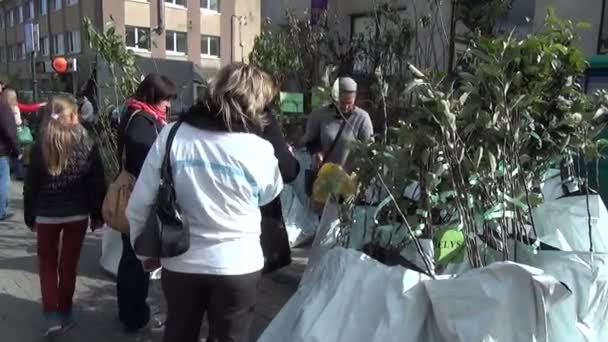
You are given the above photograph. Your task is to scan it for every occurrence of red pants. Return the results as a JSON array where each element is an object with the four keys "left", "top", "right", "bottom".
[{"left": 36, "top": 220, "right": 88, "bottom": 315}]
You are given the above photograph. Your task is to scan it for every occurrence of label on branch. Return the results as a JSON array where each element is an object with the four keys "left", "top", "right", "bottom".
[{"left": 434, "top": 227, "right": 466, "bottom": 265}]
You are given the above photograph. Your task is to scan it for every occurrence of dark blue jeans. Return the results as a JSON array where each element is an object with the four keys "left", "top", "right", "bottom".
[
  {"left": 116, "top": 234, "right": 150, "bottom": 331},
  {"left": 0, "top": 157, "right": 10, "bottom": 219}
]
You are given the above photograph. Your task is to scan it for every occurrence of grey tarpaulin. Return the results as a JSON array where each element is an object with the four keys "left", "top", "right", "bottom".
[{"left": 259, "top": 247, "right": 569, "bottom": 342}]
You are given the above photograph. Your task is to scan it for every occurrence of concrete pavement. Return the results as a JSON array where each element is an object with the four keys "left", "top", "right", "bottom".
[{"left": 0, "top": 181, "right": 305, "bottom": 342}]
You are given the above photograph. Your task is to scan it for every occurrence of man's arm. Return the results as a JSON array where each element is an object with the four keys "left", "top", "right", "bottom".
[{"left": 358, "top": 111, "right": 374, "bottom": 142}]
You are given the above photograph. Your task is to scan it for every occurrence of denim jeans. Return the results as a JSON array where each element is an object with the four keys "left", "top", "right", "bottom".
[{"left": 0, "top": 157, "right": 10, "bottom": 218}]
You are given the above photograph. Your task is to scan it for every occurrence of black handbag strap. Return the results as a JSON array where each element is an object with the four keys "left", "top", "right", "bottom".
[
  {"left": 322, "top": 119, "right": 348, "bottom": 164},
  {"left": 160, "top": 121, "right": 183, "bottom": 185}
]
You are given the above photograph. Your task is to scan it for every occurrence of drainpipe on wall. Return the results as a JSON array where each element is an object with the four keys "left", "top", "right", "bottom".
[
  {"left": 598, "top": 0, "right": 607, "bottom": 54},
  {"left": 154, "top": 0, "right": 165, "bottom": 34},
  {"left": 230, "top": 15, "right": 247, "bottom": 63},
  {"left": 2, "top": 3, "right": 7, "bottom": 72},
  {"left": 230, "top": 15, "right": 236, "bottom": 62}
]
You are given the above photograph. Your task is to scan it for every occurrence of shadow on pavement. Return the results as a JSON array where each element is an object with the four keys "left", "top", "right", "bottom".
[{"left": 0, "top": 291, "right": 164, "bottom": 342}]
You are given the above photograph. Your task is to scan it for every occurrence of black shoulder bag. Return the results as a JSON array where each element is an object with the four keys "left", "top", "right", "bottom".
[
  {"left": 134, "top": 121, "right": 190, "bottom": 258},
  {"left": 305, "top": 119, "right": 348, "bottom": 196}
]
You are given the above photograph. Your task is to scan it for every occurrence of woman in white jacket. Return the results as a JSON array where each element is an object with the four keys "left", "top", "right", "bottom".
[{"left": 126, "top": 63, "right": 283, "bottom": 342}]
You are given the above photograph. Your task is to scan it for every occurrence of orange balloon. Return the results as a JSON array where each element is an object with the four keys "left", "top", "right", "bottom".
[{"left": 51, "top": 57, "right": 69, "bottom": 73}]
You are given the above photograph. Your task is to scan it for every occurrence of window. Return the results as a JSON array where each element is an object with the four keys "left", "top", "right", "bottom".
[
  {"left": 10, "top": 46, "right": 17, "bottom": 61},
  {"left": 200, "top": 35, "right": 220, "bottom": 57},
  {"left": 497, "top": 0, "right": 535, "bottom": 37},
  {"left": 8, "top": 9, "right": 14, "bottom": 27},
  {"left": 125, "top": 26, "right": 151, "bottom": 50},
  {"left": 40, "top": 0, "right": 48, "bottom": 16},
  {"left": 200, "top": 0, "right": 219, "bottom": 12},
  {"left": 166, "top": 30, "right": 187, "bottom": 54},
  {"left": 40, "top": 36, "right": 49, "bottom": 56},
  {"left": 67, "top": 0, "right": 78, "bottom": 6},
  {"left": 0, "top": 13, "right": 4, "bottom": 29},
  {"left": 14, "top": 8, "right": 21, "bottom": 24},
  {"left": 0, "top": 47, "right": 5, "bottom": 63},
  {"left": 351, "top": 11, "right": 408, "bottom": 75},
  {"left": 53, "top": 33, "right": 64, "bottom": 55},
  {"left": 24, "top": 1, "right": 34, "bottom": 19},
  {"left": 165, "top": 0, "right": 186, "bottom": 7},
  {"left": 17, "top": 43, "right": 25, "bottom": 60},
  {"left": 67, "top": 31, "right": 81, "bottom": 53},
  {"left": 54, "top": 0, "right": 62, "bottom": 11}
]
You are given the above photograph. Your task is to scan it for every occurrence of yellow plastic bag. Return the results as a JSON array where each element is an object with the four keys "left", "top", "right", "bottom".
[{"left": 312, "top": 163, "right": 357, "bottom": 203}]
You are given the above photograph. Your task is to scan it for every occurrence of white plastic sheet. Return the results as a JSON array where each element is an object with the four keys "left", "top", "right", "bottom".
[
  {"left": 308, "top": 202, "right": 340, "bottom": 267},
  {"left": 100, "top": 226, "right": 162, "bottom": 280},
  {"left": 259, "top": 248, "right": 570, "bottom": 342},
  {"left": 100, "top": 226, "right": 122, "bottom": 277},
  {"left": 282, "top": 150, "right": 319, "bottom": 247},
  {"left": 308, "top": 202, "right": 373, "bottom": 268},
  {"left": 519, "top": 251, "right": 608, "bottom": 342},
  {"left": 443, "top": 242, "right": 608, "bottom": 342},
  {"left": 532, "top": 194, "right": 608, "bottom": 253}
]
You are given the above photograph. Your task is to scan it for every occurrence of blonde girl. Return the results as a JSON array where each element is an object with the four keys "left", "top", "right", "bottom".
[{"left": 23, "top": 95, "right": 106, "bottom": 336}]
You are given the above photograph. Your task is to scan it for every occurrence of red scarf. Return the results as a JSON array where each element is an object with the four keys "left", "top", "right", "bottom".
[{"left": 125, "top": 98, "right": 167, "bottom": 124}]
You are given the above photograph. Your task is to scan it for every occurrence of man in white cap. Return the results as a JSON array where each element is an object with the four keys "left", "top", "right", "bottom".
[{"left": 303, "top": 76, "right": 374, "bottom": 175}]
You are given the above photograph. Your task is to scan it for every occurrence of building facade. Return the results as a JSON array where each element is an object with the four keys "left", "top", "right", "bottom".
[
  {"left": 0, "top": 0, "right": 261, "bottom": 91},
  {"left": 263, "top": 0, "right": 606, "bottom": 67}
]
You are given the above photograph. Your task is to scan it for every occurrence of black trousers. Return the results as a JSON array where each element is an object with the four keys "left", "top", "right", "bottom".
[
  {"left": 116, "top": 234, "right": 151, "bottom": 331},
  {"left": 161, "top": 268, "right": 261, "bottom": 342}
]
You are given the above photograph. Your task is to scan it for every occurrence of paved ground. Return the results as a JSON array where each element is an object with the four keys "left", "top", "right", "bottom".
[{"left": 0, "top": 181, "right": 306, "bottom": 342}]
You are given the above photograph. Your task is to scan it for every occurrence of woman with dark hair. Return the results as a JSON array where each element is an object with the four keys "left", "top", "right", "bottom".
[{"left": 115, "top": 73, "right": 176, "bottom": 333}]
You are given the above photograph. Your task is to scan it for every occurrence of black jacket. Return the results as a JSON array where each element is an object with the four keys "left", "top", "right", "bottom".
[
  {"left": 118, "top": 108, "right": 164, "bottom": 178},
  {"left": 23, "top": 126, "right": 106, "bottom": 227},
  {"left": 0, "top": 103, "right": 19, "bottom": 157}
]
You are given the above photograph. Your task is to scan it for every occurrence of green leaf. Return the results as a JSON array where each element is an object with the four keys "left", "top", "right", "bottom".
[
  {"left": 480, "top": 63, "right": 501, "bottom": 77},
  {"left": 404, "top": 79, "right": 425, "bottom": 93}
]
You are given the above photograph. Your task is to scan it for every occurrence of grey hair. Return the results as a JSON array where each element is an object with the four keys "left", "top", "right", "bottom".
[{"left": 207, "top": 63, "right": 276, "bottom": 132}]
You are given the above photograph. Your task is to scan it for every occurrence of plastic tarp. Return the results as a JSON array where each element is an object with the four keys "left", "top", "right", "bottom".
[
  {"left": 282, "top": 150, "right": 319, "bottom": 247},
  {"left": 100, "top": 226, "right": 122, "bottom": 277},
  {"left": 532, "top": 194, "right": 608, "bottom": 252},
  {"left": 443, "top": 243, "right": 608, "bottom": 342},
  {"left": 308, "top": 202, "right": 378, "bottom": 268},
  {"left": 518, "top": 251, "right": 608, "bottom": 342},
  {"left": 259, "top": 247, "right": 570, "bottom": 342},
  {"left": 100, "top": 226, "right": 162, "bottom": 279}
]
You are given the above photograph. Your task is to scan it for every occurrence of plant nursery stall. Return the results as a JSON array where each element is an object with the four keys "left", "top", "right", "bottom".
[{"left": 260, "top": 14, "right": 608, "bottom": 342}]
